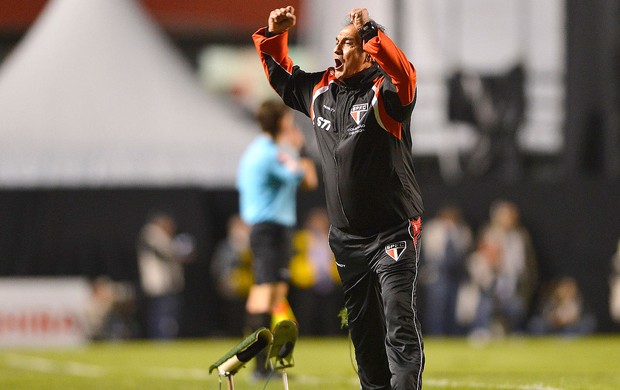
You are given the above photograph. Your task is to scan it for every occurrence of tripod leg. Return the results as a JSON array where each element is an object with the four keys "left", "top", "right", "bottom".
[
  {"left": 282, "top": 369, "right": 289, "bottom": 390},
  {"left": 227, "top": 375, "right": 234, "bottom": 390}
]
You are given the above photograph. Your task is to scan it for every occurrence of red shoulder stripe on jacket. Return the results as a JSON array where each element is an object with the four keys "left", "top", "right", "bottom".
[
  {"left": 364, "top": 30, "right": 416, "bottom": 106},
  {"left": 310, "top": 70, "right": 336, "bottom": 120},
  {"left": 372, "top": 80, "right": 402, "bottom": 139},
  {"left": 252, "top": 28, "right": 294, "bottom": 76}
]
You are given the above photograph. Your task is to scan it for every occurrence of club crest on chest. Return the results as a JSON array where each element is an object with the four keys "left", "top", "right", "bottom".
[{"left": 350, "top": 103, "right": 368, "bottom": 125}]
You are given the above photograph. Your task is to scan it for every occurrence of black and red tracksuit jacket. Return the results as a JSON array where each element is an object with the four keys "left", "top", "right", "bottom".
[{"left": 252, "top": 27, "right": 423, "bottom": 236}]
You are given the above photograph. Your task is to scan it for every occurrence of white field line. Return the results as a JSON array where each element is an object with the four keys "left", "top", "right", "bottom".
[
  {"left": 4, "top": 353, "right": 106, "bottom": 377},
  {"left": 425, "top": 378, "right": 564, "bottom": 390},
  {"left": 2, "top": 354, "right": 565, "bottom": 390},
  {"left": 3, "top": 354, "right": 212, "bottom": 381},
  {"left": 145, "top": 367, "right": 210, "bottom": 380},
  {"left": 255, "top": 375, "right": 564, "bottom": 390}
]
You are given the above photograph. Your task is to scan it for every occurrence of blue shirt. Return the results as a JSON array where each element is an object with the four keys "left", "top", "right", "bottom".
[{"left": 237, "top": 135, "right": 304, "bottom": 227}]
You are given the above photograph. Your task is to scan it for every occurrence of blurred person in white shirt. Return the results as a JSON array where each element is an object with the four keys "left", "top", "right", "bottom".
[{"left": 137, "top": 211, "right": 195, "bottom": 339}]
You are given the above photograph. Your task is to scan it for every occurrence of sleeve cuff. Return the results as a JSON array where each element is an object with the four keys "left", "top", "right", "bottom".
[{"left": 359, "top": 20, "right": 379, "bottom": 42}]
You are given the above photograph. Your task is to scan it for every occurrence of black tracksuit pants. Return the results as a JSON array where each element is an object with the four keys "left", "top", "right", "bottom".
[{"left": 329, "top": 218, "right": 424, "bottom": 390}]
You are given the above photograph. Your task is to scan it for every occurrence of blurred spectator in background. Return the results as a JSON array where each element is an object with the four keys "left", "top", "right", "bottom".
[
  {"left": 610, "top": 238, "right": 620, "bottom": 323},
  {"left": 136, "top": 211, "right": 195, "bottom": 340},
  {"left": 85, "top": 276, "right": 138, "bottom": 340},
  {"left": 528, "top": 276, "right": 596, "bottom": 336},
  {"left": 210, "top": 214, "right": 254, "bottom": 336},
  {"left": 458, "top": 200, "right": 537, "bottom": 338},
  {"left": 289, "top": 207, "right": 344, "bottom": 336},
  {"left": 85, "top": 276, "right": 115, "bottom": 340},
  {"left": 419, "top": 205, "right": 473, "bottom": 335}
]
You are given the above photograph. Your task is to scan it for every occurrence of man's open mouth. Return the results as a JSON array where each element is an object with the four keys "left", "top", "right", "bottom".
[{"left": 334, "top": 58, "right": 343, "bottom": 70}]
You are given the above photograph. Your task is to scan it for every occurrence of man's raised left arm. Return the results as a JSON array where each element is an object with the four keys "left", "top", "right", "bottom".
[{"left": 350, "top": 8, "right": 416, "bottom": 106}]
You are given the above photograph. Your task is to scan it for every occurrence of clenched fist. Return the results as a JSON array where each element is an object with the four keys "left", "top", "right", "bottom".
[
  {"left": 268, "top": 6, "right": 296, "bottom": 34},
  {"left": 349, "top": 8, "right": 370, "bottom": 30}
]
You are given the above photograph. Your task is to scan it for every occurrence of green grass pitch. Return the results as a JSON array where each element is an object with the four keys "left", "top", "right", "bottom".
[{"left": 1, "top": 336, "right": 620, "bottom": 389}]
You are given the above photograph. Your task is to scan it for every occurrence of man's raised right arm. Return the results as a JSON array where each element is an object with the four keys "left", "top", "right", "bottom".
[
  {"left": 252, "top": 6, "right": 319, "bottom": 118},
  {"left": 252, "top": 6, "right": 297, "bottom": 79}
]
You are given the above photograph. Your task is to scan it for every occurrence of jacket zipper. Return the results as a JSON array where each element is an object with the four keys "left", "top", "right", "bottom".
[{"left": 334, "top": 88, "right": 352, "bottom": 226}]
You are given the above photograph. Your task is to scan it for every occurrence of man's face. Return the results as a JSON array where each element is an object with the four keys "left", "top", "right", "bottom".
[{"left": 333, "top": 24, "right": 372, "bottom": 80}]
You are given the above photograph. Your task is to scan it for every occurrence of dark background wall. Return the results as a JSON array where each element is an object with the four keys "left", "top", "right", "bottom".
[
  {"left": 565, "top": 0, "right": 620, "bottom": 178},
  {"left": 1, "top": 179, "right": 619, "bottom": 335}
]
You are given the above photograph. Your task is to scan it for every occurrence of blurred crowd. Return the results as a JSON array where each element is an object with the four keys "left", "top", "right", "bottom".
[
  {"left": 418, "top": 199, "right": 597, "bottom": 340},
  {"left": 85, "top": 201, "right": 620, "bottom": 342},
  {"left": 84, "top": 206, "right": 344, "bottom": 341}
]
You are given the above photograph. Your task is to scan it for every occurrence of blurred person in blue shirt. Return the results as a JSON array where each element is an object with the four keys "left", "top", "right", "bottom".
[{"left": 237, "top": 98, "right": 318, "bottom": 377}]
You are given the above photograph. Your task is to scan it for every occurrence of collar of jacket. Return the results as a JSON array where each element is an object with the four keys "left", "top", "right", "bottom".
[{"left": 340, "top": 65, "right": 380, "bottom": 89}]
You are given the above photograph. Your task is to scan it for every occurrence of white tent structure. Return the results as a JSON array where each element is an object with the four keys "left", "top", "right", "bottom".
[{"left": 0, "top": 0, "right": 256, "bottom": 188}]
